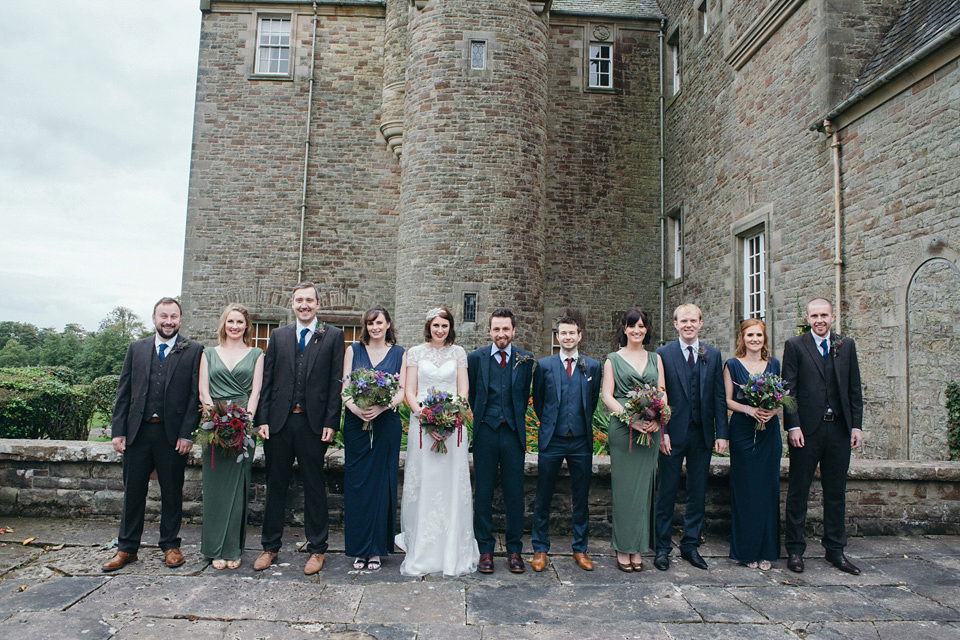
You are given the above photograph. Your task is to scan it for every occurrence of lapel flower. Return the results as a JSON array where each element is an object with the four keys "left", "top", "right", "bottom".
[
  {"left": 831, "top": 335, "right": 844, "bottom": 357},
  {"left": 171, "top": 339, "right": 190, "bottom": 355},
  {"left": 576, "top": 357, "right": 589, "bottom": 377},
  {"left": 697, "top": 345, "right": 707, "bottom": 362},
  {"left": 312, "top": 322, "right": 327, "bottom": 344},
  {"left": 513, "top": 353, "right": 534, "bottom": 370}
]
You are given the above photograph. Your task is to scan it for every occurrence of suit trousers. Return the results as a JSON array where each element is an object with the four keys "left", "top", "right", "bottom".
[
  {"left": 532, "top": 434, "right": 592, "bottom": 553},
  {"left": 785, "top": 419, "right": 851, "bottom": 556},
  {"left": 654, "top": 426, "right": 712, "bottom": 553},
  {"left": 473, "top": 421, "right": 525, "bottom": 555},
  {"left": 118, "top": 420, "right": 188, "bottom": 553},
  {"left": 261, "top": 413, "right": 330, "bottom": 554}
]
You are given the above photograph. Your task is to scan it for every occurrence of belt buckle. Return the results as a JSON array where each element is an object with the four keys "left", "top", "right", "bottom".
[{"left": 823, "top": 413, "right": 835, "bottom": 422}]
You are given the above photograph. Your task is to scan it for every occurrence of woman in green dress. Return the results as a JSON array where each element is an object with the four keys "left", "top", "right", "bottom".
[
  {"left": 198, "top": 303, "right": 265, "bottom": 570},
  {"left": 601, "top": 308, "right": 667, "bottom": 572}
]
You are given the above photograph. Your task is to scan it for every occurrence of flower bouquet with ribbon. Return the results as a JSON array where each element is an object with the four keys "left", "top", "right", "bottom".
[
  {"left": 737, "top": 372, "right": 797, "bottom": 430},
  {"left": 342, "top": 368, "right": 403, "bottom": 431},
  {"left": 193, "top": 400, "right": 255, "bottom": 467},
  {"left": 418, "top": 388, "right": 472, "bottom": 454},
  {"left": 613, "top": 383, "right": 672, "bottom": 451}
]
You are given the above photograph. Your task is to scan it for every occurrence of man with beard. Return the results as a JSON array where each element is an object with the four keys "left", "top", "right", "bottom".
[{"left": 102, "top": 297, "right": 204, "bottom": 572}]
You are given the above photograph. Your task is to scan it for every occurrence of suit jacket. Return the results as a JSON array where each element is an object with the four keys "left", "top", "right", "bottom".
[
  {"left": 256, "top": 322, "right": 345, "bottom": 435},
  {"left": 532, "top": 354, "right": 602, "bottom": 451},
  {"left": 111, "top": 335, "right": 204, "bottom": 447},
  {"left": 467, "top": 345, "right": 535, "bottom": 450},
  {"left": 656, "top": 340, "right": 729, "bottom": 449},
  {"left": 782, "top": 331, "right": 863, "bottom": 435}
]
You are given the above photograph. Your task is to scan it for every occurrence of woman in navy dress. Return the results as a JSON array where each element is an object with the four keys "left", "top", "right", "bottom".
[
  {"left": 723, "top": 318, "right": 781, "bottom": 570},
  {"left": 341, "top": 306, "right": 407, "bottom": 571}
]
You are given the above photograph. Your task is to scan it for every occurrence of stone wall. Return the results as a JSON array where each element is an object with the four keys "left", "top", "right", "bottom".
[{"left": 3, "top": 440, "right": 958, "bottom": 538}]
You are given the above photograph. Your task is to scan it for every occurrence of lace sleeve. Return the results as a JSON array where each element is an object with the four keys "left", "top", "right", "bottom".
[
  {"left": 454, "top": 345, "right": 468, "bottom": 368},
  {"left": 407, "top": 344, "right": 421, "bottom": 367}
]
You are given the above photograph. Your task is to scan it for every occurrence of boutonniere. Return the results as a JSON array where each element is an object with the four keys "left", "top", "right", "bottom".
[
  {"left": 697, "top": 345, "right": 707, "bottom": 362},
  {"left": 831, "top": 335, "right": 844, "bottom": 357},
  {"left": 171, "top": 339, "right": 190, "bottom": 355},
  {"left": 312, "top": 322, "right": 327, "bottom": 344},
  {"left": 576, "top": 357, "right": 590, "bottom": 379},
  {"left": 513, "top": 354, "right": 534, "bottom": 370}
]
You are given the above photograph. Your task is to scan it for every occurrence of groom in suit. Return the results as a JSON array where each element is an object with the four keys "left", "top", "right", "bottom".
[
  {"left": 783, "top": 297, "right": 863, "bottom": 575},
  {"left": 530, "top": 317, "right": 602, "bottom": 572},
  {"left": 254, "top": 282, "right": 344, "bottom": 575},
  {"left": 102, "top": 297, "right": 203, "bottom": 572},
  {"left": 468, "top": 308, "right": 535, "bottom": 574},
  {"left": 654, "top": 303, "right": 728, "bottom": 571}
]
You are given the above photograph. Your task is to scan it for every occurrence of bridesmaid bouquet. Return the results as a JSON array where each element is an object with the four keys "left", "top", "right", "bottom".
[
  {"left": 342, "top": 368, "right": 403, "bottom": 431},
  {"left": 418, "top": 388, "right": 472, "bottom": 454},
  {"left": 737, "top": 373, "right": 797, "bottom": 430},
  {"left": 194, "top": 401, "right": 255, "bottom": 467},
  {"left": 614, "top": 383, "right": 672, "bottom": 451}
]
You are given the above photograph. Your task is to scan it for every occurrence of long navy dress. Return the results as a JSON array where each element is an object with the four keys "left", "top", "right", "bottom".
[
  {"left": 726, "top": 358, "right": 782, "bottom": 563},
  {"left": 343, "top": 343, "right": 404, "bottom": 558}
]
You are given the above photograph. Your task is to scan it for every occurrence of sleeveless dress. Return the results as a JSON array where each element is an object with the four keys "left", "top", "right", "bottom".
[
  {"left": 201, "top": 347, "right": 262, "bottom": 561},
  {"left": 607, "top": 350, "right": 661, "bottom": 554},
  {"left": 343, "top": 343, "right": 404, "bottom": 558},
  {"left": 727, "top": 357, "right": 782, "bottom": 563},
  {"left": 395, "top": 344, "right": 479, "bottom": 576}
]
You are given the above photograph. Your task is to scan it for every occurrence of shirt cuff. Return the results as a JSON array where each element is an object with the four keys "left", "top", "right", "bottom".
[{"left": 788, "top": 427, "right": 800, "bottom": 431}]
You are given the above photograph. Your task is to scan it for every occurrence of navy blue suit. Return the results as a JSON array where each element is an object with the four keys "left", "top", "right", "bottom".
[
  {"left": 654, "top": 340, "right": 728, "bottom": 554},
  {"left": 467, "top": 345, "right": 534, "bottom": 555},
  {"left": 531, "top": 354, "right": 602, "bottom": 553}
]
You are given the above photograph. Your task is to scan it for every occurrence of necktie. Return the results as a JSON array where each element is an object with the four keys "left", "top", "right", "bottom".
[
  {"left": 158, "top": 344, "right": 167, "bottom": 361},
  {"left": 498, "top": 350, "right": 507, "bottom": 368},
  {"left": 686, "top": 346, "right": 695, "bottom": 369},
  {"left": 566, "top": 357, "right": 573, "bottom": 378},
  {"left": 299, "top": 328, "right": 309, "bottom": 351},
  {"left": 821, "top": 339, "right": 829, "bottom": 359}
]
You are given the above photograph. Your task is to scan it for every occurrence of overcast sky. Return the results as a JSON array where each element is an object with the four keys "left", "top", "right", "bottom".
[{"left": 0, "top": 1, "right": 201, "bottom": 332}]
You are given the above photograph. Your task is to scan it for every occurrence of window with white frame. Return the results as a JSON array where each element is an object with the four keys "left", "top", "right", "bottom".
[
  {"left": 551, "top": 330, "right": 562, "bottom": 355},
  {"left": 588, "top": 43, "right": 613, "bottom": 89},
  {"left": 252, "top": 322, "right": 279, "bottom": 351},
  {"left": 463, "top": 293, "right": 478, "bottom": 323},
  {"left": 670, "top": 215, "right": 683, "bottom": 280},
  {"left": 255, "top": 17, "right": 291, "bottom": 75},
  {"left": 742, "top": 231, "right": 766, "bottom": 319},
  {"left": 667, "top": 30, "right": 681, "bottom": 96},
  {"left": 470, "top": 41, "right": 486, "bottom": 70},
  {"left": 697, "top": 0, "right": 709, "bottom": 36}
]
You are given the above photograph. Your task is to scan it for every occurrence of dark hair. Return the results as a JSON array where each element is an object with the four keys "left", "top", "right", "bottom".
[
  {"left": 360, "top": 305, "right": 397, "bottom": 345},
  {"left": 489, "top": 308, "right": 516, "bottom": 328},
  {"left": 617, "top": 308, "right": 651, "bottom": 347},
  {"left": 216, "top": 303, "right": 253, "bottom": 347},
  {"left": 556, "top": 316, "right": 582, "bottom": 333},
  {"left": 153, "top": 297, "right": 182, "bottom": 315},
  {"left": 292, "top": 281, "right": 320, "bottom": 300},
  {"left": 423, "top": 307, "right": 456, "bottom": 345},
  {"left": 734, "top": 318, "right": 769, "bottom": 360}
]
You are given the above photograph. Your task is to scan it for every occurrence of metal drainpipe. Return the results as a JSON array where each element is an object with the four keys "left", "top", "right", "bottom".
[
  {"left": 658, "top": 19, "right": 666, "bottom": 342},
  {"left": 825, "top": 120, "right": 843, "bottom": 333},
  {"left": 297, "top": 2, "right": 319, "bottom": 284}
]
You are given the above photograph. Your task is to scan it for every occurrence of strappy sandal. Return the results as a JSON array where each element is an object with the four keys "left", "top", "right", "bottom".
[
  {"left": 746, "top": 561, "right": 758, "bottom": 569},
  {"left": 758, "top": 560, "right": 772, "bottom": 571},
  {"left": 353, "top": 558, "right": 368, "bottom": 570},
  {"left": 366, "top": 557, "right": 381, "bottom": 571},
  {"left": 227, "top": 559, "right": 241, "bottom": 570},
  {"left": 211, "top": 559, "right": 227, "bottom": 570}
]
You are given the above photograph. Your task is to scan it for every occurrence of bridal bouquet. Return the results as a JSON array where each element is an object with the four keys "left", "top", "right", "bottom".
[
  {"left": 342, "top": 368, "right": 403, "bottom": 430},
  {"left": 418, "top": 388, "right": 472, "bottom": 454},
  {"left": 737, "top": 372, "right": 797, "bottom": 430},
  {"left": 613, "top": 383, "right": 672, "bottom": 451},
  {"left": 193, "top": 401, "right": 255, "bottom": 467}
]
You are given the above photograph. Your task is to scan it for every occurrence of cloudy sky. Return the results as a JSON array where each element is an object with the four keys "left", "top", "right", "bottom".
[{"left": 0, "top": 1, "right": 201, "bottom": 332}]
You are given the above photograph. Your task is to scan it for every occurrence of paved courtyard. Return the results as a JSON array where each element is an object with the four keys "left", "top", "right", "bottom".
[{"left": 0, "top": 518, "right": 958, "bottom": 639}]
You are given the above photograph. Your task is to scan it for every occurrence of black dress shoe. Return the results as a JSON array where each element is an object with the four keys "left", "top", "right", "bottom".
[
  {"left": 654, "top": 552, "right": 670, "bottom": 571},
  {"left": 826, "top": 553, "right": 861, "bottom": 575},
  {"left": 787, "top": 553, "right": 804, "bottom": 573},
  {"left": 478, "top": 553, "right": 494, "bottom": 574},
  {"left": 680, "top": 549, "right": 708, "bottom": 570}
]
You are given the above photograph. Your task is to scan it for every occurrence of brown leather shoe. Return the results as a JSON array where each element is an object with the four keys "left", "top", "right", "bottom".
[
  {"left": 254, "top": 551, "right": 278, "bottom": 571},
  {"left": 478, "top": 553, "right": 494, "bottom": 573},
  {"left": 164, "top": 548, "right": 185, "bottom": 568},
  {"left": 573, "top": 552, "right": 594, "bottom": 571},
  {"left": 304, "top": 553, "right": 325, "bottom": 575},
  {"left": 531, "top": 551, "right": 547, "bottom": 572},
  {"left": 102, "top": 551, "right": 137, "bottom": 572},
  {"left": 508, "top": 553, "right": 525, "bottom": 573}
]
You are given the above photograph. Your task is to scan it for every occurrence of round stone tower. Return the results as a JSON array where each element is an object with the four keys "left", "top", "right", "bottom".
[{"left": 395, "top": 0, "right": 549, "bottom": 350}]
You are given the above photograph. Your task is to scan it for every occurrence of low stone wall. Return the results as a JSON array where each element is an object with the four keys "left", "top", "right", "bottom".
[{"left": 1, "top": 440, "right": 958, "bottom": 538}]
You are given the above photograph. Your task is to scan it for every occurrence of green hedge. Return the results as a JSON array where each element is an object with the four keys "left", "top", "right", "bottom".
[
  {"left": 946, "top": 382, "right": 960, "bottom": 461},
  {"left": 0, "top": 367, "right": 93, "bottom": 440},
  {"left": 89, "top": 374, "right": 120, "bottom": 417}
]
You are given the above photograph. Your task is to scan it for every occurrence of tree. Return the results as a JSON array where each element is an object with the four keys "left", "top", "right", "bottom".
[
  {"left": 99, "top": 307, "right": 146, "bottom": 340},
  {"left": 0, "top": 322, "right": 42, "bottom": 351},
  {"left": 39, "top": 331, "right": 84, "bottom": 369},
  {"left": 0, "top": 339, "right": 29, "bottom": 367},
  {"left": 80, "top": 327, "right": 131, "bottom": 380}
]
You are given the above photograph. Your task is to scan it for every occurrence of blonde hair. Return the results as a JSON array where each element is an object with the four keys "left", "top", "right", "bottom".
[
  {"left": 217, "top": 303, "right": 253, "bottom": 347},
  {"left": 673, "top": 303, "right": 702, "bottom": 321}
]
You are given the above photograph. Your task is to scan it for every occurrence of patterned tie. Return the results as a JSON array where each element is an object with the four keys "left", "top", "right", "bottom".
[
  {"left": 566, "top": 357, "right": 573, "bottom": 378},
  {"left": 686, "top": 345, "right": 695, "bottom": 370},
  {"left": 299, "top": 327, "right": 309, "bottom": 351},
  {"left": 821, "top": 339, "right": 829, "bottom": 359},
  {"left": 158, "top": 343, "right": 167, "bottom": 361},
  {"left": 498, "top": 350, "right": 507, "bottom": 368}
]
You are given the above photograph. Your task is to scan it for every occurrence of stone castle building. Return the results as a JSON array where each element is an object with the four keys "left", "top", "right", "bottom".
[{"left": 181, "top": 0, "right": 960, "bottom": 460}]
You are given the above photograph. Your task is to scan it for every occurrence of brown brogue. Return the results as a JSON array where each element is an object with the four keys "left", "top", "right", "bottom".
[
  {"left": 508, "top": 553, "right": 525, "bottom": 573},
  {"left": 164, "top": 548, "right": 185, "bottom": 568},
  {"left": 478, "top": 553, "right": 494, "bottom": 574},
  {"left": 304, "top": 553, "right": 325, "bottom": 575},
  {"left": 101, "top": 551, "right": 137, "bottom": 572},
  {"left": 254, "top": 551, "right": 278, "bottom": 571},
  {"left": 531, "top": 552, "right": 547, "bottom": 572},
  {"left": 573, "top": 552, "right": 594, "bottom": 571}
]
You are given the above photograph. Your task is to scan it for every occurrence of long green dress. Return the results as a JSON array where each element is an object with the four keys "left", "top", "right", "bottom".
[
  {"left": 201, "top": 347, "right": 262, "bottom": 561},
  {"left": 607, "top": 350, "right": 661, "bottom": 554}
]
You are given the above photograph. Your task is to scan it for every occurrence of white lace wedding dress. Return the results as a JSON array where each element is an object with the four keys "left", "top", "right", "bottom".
[{"left": 395, "top": 344, "right": 479, "bottom": 576}]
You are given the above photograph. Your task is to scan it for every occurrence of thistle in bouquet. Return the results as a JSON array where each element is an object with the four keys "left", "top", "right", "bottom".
[
  {"left": 342, "top": 368, "right": 403, "bottom": 430},
  {"left": 613, "top": 383, "right": 672, "bottom": 451},
  {"left": 193, "top": 400, "right": 255, "bottom": 467},
  {"left": 738, "top": 372, "right": 797, "bottom": 430},
  {"left": 418, "top": 387, "right": 472, "bottom": 454}
]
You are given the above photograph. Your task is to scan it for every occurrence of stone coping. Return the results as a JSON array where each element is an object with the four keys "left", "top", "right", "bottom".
[{"left": 2, "top": 439, "right": 959, "bottom": 481}]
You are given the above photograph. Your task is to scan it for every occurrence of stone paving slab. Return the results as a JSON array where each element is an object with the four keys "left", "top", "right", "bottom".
[
  {"left": 662, "top": 623, "right": 796, "bottom": 640},
  {"left": 0, "top": 542, "right": 42, "bottom": 576},
  {"left": 0, "top": 611, "right": 116, "bottom": 639},
  {"left": 355, "top": 583, "right": 466, "bottom": 625},
  {"left": 0, "top": 574, "right": 107, "bottom": 616},
  {"left": 856, "top": 585, "right": 960, "bottom": 621},
  {"left": 678, "top": 585, "right": 768, "bottom": 623}
]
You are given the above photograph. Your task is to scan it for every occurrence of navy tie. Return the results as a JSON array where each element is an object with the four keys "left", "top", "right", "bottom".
[
  {"left": 821, "top": 339, "right": 829, "bottom": 359},
  {"left": 299, "top": 328, "right": 309, "bottom": 351},
  {"left": 158, "top": 344, "right": 167, "bottom": 361}
]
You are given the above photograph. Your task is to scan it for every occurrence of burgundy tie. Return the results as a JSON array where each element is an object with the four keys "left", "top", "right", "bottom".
[
  {"left": 687, "top": 346, "right": 695, "bottom": 369},
  {"left": 498, "top": 350, "right": 507, "bottom": 368},
  {"left": 566, "top": 357, "right": 573, "bottom": 378}
]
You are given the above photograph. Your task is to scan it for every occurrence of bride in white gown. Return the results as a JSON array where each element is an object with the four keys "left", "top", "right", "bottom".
[{"left": 395, "top": 307, "right": 479, "bottom": 576}]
